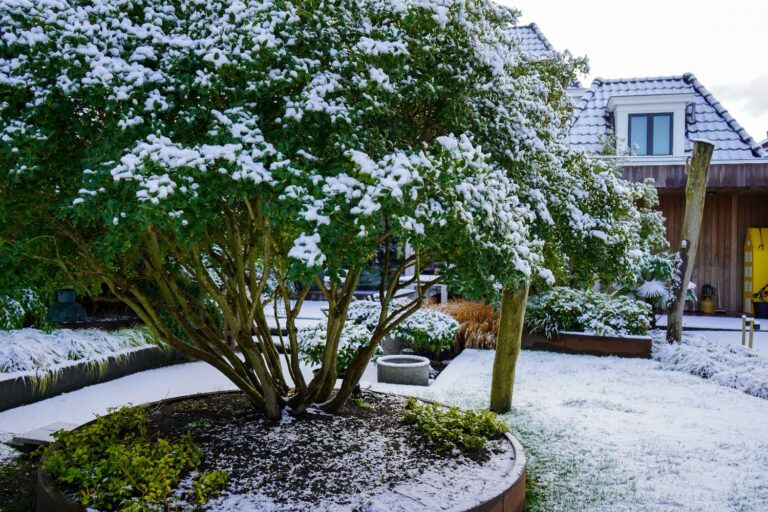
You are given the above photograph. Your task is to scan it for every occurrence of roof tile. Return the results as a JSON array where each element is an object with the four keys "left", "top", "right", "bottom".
[{"left": 568, "top": 74, "right": 766, "bottom": 160}]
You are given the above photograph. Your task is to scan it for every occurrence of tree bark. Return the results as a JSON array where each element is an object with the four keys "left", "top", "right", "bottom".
[
  {"left": 489, "top": 282, "right": 529, "bottom": 413},
  {"left": 666, "top": 140, "right": 715, "bottom": 343}
]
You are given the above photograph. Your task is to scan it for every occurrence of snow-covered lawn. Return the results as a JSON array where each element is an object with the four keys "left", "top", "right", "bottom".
[
  {"left": 372, "top": 338, "right": 768, "bottom": 512},
  {"left": 0, "top": 328, "right": 156, "bottom": 377},
  {"left": 1, "top": 331, "right": 768, "bottom": 511}
]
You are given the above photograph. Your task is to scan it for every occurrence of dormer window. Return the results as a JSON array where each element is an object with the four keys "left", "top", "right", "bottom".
[
  {"left": 607, "top": 94, "right": 693, "bottom": 159},
  {"left": 628, "top": 113, "right": 673, "bottom": 156}
]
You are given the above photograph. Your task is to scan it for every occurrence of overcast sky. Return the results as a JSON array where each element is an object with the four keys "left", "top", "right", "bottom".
[{"left": 501, "top": 0, "right": 768, "bottom": 143}]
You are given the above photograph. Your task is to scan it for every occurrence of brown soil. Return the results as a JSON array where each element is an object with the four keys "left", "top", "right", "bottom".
[
  {"left": 0, "top": 449, "right": 38, "bottom": 512},
  {"left": 139, "top": 391, "right": 504, "bottom": 511}
]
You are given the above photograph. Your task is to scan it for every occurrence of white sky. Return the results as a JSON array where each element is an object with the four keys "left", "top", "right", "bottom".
[{"left": 500, "top": 0, "right": 768, "bottom": 143}]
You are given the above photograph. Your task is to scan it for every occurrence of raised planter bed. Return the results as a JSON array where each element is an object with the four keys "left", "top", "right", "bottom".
[
  {"left": 37, "top": 390, "right": 526, "bottom": 512},
  {"left": 522, "top": 330, "right": 652, "bottom": 359},
  {"left": 0, "top": 346, "right": 183, "bottom": 412}
]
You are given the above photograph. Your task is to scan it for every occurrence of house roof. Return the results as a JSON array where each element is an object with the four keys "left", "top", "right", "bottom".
[
  {"left": 509, "top": 23, "right": 556, "bottom": 55},
  {"left": 569, "top": 73, "right": 766, "bottom": 160}
]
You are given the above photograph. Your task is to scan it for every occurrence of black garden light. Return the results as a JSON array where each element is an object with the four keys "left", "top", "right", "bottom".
[{"left": 45, "top": 289, "right": 87, "bottom": 323}]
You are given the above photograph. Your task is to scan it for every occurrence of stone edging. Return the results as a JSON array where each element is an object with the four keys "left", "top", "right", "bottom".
[{"left": 37, "top": 390, "right": 526, "bottom": 512}]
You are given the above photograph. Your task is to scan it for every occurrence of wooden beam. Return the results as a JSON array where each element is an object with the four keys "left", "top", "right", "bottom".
[
  {"left": 667, "top": 140, "right": 715, "bottom": 342},
  {"left": 730, "top": 194, "right": 739, "bottom": 312}
]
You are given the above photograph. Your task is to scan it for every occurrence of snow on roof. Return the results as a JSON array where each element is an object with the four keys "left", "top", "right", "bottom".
[
  {"left": 509, "top": 23, "right": 555, "bottom": 55},
  {"left": 569, "top": 73, "right": 766, "bottom": 160}
]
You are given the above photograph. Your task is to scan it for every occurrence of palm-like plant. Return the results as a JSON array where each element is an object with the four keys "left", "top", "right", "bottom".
[{"left": 628, "top": 254, "right": 697, "bottom": 326}]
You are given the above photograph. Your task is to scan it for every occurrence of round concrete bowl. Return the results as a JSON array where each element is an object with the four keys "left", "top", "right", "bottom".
[{"left": 376, "top": 354, "right": 431, "bottom": 386}]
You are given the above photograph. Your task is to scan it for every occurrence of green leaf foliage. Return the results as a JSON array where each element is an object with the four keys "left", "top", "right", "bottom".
[
  {"left": 43, "top": 406, "right": 226, "bottom": 511},
  {"left": 1, "top": 0, "right": 665, "bottom": 416},
  {"left": 402, "top": 397, "right": 508, "bottom": 453},
  {"left": 525, "top": 287, "right": 652, "bottom": 338}
]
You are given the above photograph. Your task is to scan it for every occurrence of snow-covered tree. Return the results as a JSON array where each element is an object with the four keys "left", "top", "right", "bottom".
[{"left": 0, "top": 0, "right": 663, "bottom": 418}]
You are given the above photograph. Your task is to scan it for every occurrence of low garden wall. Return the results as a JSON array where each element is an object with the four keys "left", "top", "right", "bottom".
[
  {"left": 522, "top": 331, "right": 652, "bottom": 359},
  {"left": 0, "top": 346, "right": 183, "bottom": 411}
]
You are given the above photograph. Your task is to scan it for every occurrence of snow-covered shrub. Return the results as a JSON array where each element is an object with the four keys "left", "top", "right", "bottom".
[
  {"left": 0, "top": 289, "right": 47, "bottom": 331},
  {"left": 0, "top": 0, "right": 665, "bottom": 417},
  {"left": 345, "top": 301, "right": 458, "bottom": 356},
  {"left": 0, "top": 328, "right": 156, "bottom": 374},
  {"left": 297, "top": 323, "right": 376, "bottom": 373},
  {"left": 526, "top": 288, "right": 651, "bottom": 338},
  {"left": 346, "top": 301, "right": 389, "bottom": 331},
  {"left": 392, "top": 308, "right": 459, "bottom": 358},
  {"left": 652, "top": 332, "right": 768, "bottom": 400}
]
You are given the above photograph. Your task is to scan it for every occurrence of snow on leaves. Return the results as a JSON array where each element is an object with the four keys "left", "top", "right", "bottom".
[{"left": 0, "top": 0, "right": 660, "bottom": 290}]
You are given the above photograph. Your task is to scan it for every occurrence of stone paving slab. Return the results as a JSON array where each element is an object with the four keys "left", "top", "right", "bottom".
[{"left": 11, "top": 422, "right": 78, "bottom": 446}]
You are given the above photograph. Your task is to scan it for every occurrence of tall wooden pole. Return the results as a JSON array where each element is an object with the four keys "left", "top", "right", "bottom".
[
  {"left": 666, "top": 140, "right": 715, "bottom": 343},
  {"left": 490, "top": 281, "right": 529, "bottom": 413}
]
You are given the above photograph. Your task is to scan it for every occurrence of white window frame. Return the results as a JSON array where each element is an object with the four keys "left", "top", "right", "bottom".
[{"left": 607, "top": 94, "right": 694, "bottom": 162}]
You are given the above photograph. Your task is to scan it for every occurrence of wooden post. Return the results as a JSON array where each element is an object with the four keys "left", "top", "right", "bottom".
[
  {"left": 490, "top": 282, "right": 529, "bottom": 413},
  {"left": 666, "top": 140, "right": 715, "bottom": 343},
  {"left": 742, "top": 315, "right": 747, "bottom": 346}
]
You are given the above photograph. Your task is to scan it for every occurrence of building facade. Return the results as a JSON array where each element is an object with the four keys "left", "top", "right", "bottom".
[{"left": 513, "top": 25, "right": 768, "bottom": 312}]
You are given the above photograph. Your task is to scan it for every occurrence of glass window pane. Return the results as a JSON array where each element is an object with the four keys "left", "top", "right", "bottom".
[
  {"left": 629, "top": 116, "right": 648, "bottom": 155},
  {"left": 652, "top": 115, "right": 671, "bottom": 155}
]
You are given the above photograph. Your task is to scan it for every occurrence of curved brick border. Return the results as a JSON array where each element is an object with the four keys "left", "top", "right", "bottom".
[{"left": 38, "top": 390, "right": 526, "bottom": 512}]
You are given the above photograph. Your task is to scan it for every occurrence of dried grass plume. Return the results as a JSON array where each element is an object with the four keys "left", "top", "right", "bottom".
[{"left": 429, "top": 300, "right": 499, "bottom": 350}]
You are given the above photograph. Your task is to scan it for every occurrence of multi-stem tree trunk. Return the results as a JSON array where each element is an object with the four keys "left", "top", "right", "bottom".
[
  {"left": 666, "top": 140, "right": 715, "bottom": 343},
  {"left": 489, "top": 282, "right": 529, "bottom": 413},
  {"left": 52, "top": 204, "right": 435, "bottom": 420}
]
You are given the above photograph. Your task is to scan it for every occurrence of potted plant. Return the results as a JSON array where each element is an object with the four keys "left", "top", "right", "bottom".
[{"left": 753, "top": 284, "right": 768, "bottom": 319}]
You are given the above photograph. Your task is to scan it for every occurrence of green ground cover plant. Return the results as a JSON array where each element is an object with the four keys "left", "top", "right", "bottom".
[
  {"left": 403, "top": 397, "right": 508, "bottom": 453},
  {"left": 43, "top": 406, "right": 226, "bottom": 511}
]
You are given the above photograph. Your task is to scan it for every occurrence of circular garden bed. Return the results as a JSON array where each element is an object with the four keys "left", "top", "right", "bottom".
[{"left": 38, "top": 391, "right": 525, "bottom": 511}]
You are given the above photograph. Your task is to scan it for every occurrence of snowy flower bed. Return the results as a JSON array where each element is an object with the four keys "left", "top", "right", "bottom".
[
  {"left": 0, "top": 328, "right": 157, "bottom": 377},
  {"left": 652, "top": 332, "right": 768, "bottom": 399},
  {"left": 526, "top": 287, "right": 651, "bottom": 338}
]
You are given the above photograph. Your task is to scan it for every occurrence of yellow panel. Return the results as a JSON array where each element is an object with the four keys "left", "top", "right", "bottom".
[{"left": 744, "top": 228, "right": 768, "bottom": 314}]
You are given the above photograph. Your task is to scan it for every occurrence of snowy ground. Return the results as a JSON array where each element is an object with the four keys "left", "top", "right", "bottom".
[
  {"left": 683, "top": 328, "right": 768, "bottom": 356},
  {"left": 373, "top": 349, "right": 768, "bottom": 512},
  {"left": 1, "top": 331, "right": 767, "bottom": 511}
]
